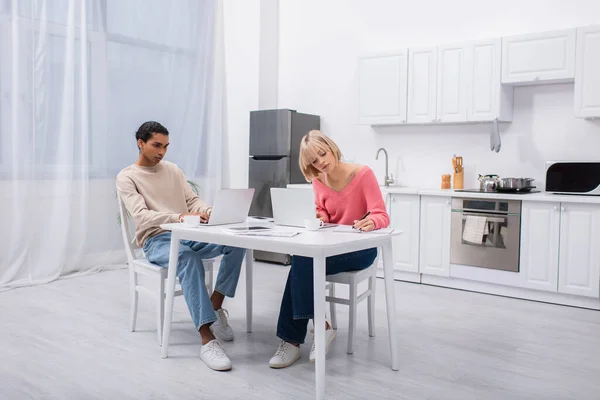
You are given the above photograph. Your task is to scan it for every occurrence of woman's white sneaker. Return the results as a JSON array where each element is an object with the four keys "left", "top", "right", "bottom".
[
  {"left": 269, "top": 341, "right": 301, "bottom": 369},
  {"left": 200, "top": 339, "right": 232, "bottom": 371},
  {"left": 309, "top": 327, "right": 337, "bottom": 363}
]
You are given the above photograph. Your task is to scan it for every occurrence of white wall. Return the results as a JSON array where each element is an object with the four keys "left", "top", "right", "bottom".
[
  {"left": 275, "top": 0, "right": 600, "bottom": 189},
  {"left": 222, "top": 0, "right": 260, "bottom": 188}
]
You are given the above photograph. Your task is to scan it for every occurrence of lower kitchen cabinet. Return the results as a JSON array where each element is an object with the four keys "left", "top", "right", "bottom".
[
  {"left": 388, "top": 193, "right": 420, "bottom": 273},
  {"left": 520, "top": 201, "right": 600, "bottom": 298},
  {"left": 419, "top": 195, "right": 451, "bottom": 277}
]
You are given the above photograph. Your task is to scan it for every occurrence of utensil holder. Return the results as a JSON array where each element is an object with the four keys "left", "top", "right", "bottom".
[{"left": 454, "top": 171, "right": 464, "bottom": 189}]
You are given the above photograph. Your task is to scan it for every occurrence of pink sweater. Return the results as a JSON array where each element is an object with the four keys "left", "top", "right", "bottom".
[{"left": 312, "top": 166, "right": 390, "bottom": 230}]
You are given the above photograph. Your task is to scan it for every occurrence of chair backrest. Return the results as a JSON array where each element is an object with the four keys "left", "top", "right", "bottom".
[{"left": 117, "top": 194, "right": 139, "bottom": 266}]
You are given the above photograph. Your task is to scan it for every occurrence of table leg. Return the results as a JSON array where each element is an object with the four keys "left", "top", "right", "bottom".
[
  {"left": 161, "top": 232, "right": 181, "bottom": 358},
  {"left": 245, "top": 249, "right": 253, "bottom": 333},
  {"left": 313, "top": 255, "right": 326, "bottom": 400},
  {"left": 382, "top": 239, "right": 399, "bottom": 370}
]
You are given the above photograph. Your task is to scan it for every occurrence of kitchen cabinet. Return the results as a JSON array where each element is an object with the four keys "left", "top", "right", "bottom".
[
  {"left": 467, "top": 39, "right": 513, "bottom": 122},
  {"left": 558, "top": 203, "right": 600, "bottom": 298},
  {"left": 519, "top": 202, "right": 560, "bottom": 292},
  {"left": 501, "top": 29, "right": 576, "bottom": 85},
  {"left": 574, "top": 25, "right": 600, "bottom": 118},
  {"left": 388, "top": 193, "right": 420, "bottom": 273},
  {"left": 407, "top": 41, "right": 512, "bottom": 124},
  {"left": 419, "top": 195, "right": 451, "bottom": 277},
  {"left": 520, "top": 201, "right": 600, "bottom": 298},
  {"left": 407, "top": 46, "right": 438, "bottom": 124},
  {"left": 358, "top": 51, "right": 408, "bottom": 125},
  {"left": 436, "top": 44, "right": 468, "bottom": 123}
]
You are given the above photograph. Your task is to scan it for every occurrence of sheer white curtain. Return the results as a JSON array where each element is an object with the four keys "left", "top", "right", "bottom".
[{"left": 0, "top": 0, "right": 225, "bottom": 290}]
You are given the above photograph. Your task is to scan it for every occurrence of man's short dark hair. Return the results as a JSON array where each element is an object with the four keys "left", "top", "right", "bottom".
[{"left": 135, "top": 121, "right": 169, "bottom": 146}]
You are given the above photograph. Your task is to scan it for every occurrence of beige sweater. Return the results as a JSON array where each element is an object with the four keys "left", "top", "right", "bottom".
[{"left": 116, "top": 161, "right": 211, "bottom": 247}]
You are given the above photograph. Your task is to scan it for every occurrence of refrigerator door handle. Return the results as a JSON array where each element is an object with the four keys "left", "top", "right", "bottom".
[{"left": 250, "top": 155, "right": 287, "bottom": 161}]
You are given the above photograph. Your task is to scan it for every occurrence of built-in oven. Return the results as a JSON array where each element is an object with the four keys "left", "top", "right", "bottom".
[{"left": 450, "top": 198, "right": 522, "bottom": 272}]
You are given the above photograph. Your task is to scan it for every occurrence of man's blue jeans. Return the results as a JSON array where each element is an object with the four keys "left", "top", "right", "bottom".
[
  {"left": 276, "top": 248, "right": 378, "bottom": 344},
  {"left": 143, "top": 232, "right": 245, "bottom": 330}
]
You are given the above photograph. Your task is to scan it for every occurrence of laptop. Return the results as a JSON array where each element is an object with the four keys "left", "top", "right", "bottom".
[
  {"left": 270, "top": 188, "right": 337, "bottom": 228},
  {"left": 200, "top": 188, "right": 255, "bottom": 226}
]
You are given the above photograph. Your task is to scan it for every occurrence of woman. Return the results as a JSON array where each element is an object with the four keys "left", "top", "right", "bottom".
[{"left": 269, "top": 130, "right": 390, "bottom": 368}]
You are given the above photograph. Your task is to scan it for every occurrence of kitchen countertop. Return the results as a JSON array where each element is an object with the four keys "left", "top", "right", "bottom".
[{"left": 286, "top": 184, "right": 600, "bottom": 204}]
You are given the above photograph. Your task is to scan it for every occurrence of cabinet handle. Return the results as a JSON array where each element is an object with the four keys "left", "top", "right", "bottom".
[
  {"left": 534, "top": 76, "right": 540, "bottom": 81},
  {"left": 446, "top": 200, "right": 451, "bottom": 205},
  {"left": 432, "top": 119, "right": 436, "bottom": 123},
  {"left": 553, "top": 206, "right": 558, "bottom": 211},
  {"left": 391, "top": 197, "right": 396, "bottom": 202},
  {"left": 561, "top": 206, "right": 565, "bottom": 212}
]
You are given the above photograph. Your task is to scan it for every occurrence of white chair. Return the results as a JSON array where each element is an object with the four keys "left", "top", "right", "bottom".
[
  {"left": 326, "top": 250, "right": 379, "bottom": 354},
  {"left": 118, "top": 196, "right": 215, "bottom": 345}
]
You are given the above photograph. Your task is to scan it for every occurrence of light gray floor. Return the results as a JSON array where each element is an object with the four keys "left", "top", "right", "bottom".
[{"left": 1, "top": 262, "right": 600, "bottom": 400}]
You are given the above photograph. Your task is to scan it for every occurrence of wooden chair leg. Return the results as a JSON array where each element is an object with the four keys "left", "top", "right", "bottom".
[
  {"left": 368, "top": 272, "right": 376, "bottom": 338},
  {"left": 329, "top": 283, "right": 337, "bottom": 330},
  {"left": 347, "top": 278, "right": 357, "bottom": 354},
  {"left": 157, "top": 276, "right": 165, "bottom": 346},
  {"left": 129, "top": 267, "right": 139, "bottom": 332}
]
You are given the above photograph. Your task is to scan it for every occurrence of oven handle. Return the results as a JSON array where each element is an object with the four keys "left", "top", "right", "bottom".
[{"left": 461, "top": 215, "right": 505, "bottom": 223}]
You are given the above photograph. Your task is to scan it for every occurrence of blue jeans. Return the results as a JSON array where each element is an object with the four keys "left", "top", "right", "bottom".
[
  {"left": 143, "top": 232, "right": 246, "bottom": 330},
  {"left": 277, "top": 248, "right": 378, "bottom": 344}
]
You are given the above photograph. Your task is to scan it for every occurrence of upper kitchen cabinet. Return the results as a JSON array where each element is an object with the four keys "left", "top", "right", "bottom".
[
  {"left": 407, "top": 47, "right": 438, "bottom": 124},
  {"left": 436, "top": 44, "right": 468, "bottom": 123},
  {"left": 467, "top": 39, "right": 513, "bottom": 122},
  {"left": 406, "top": 41, "right": 512, "bottom": 124},
  {"left": 358, "top": 51, "right": 408, "bottom": 125},
  {"left": 501, "top": 29, "right": 576, "bottom": 85},
  {"left": 574, "top": 25, "right": 600, "bottom": 118}
]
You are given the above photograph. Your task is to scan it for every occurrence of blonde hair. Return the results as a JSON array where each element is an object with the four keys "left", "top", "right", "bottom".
[{"left": 298, "top": 130, "right": 342, "bottom": 182}]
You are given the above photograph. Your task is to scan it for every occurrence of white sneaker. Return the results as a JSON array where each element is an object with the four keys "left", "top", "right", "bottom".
[
  {"left": 269, "top": 341, "right": 301, "bottom": 369},
  {"left": 309, "top": 327, "right": 337, "bottom": 363},
  {"left": 210, "top": 308, "right": 234, "bottom": 342},
  {"left": 200, "top": 339, "right": 232, "bottom": 371}
]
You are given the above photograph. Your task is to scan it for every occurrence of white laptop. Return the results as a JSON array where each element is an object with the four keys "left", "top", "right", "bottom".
[
  {"left": 200, "top": 188, "right": 255, "bottom": 226},
  {"left": 270, "top": 187, "right": 337, "bottom": 228}
]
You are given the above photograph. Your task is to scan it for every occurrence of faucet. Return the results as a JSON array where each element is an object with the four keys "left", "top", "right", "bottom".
[{"left": 375, "top": 148, "right": 395, "bottom": 187}]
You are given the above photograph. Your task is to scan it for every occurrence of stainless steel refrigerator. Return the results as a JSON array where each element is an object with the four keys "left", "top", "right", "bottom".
[{"left": 248, "top": 109, "right": 320, "bottom": 264}]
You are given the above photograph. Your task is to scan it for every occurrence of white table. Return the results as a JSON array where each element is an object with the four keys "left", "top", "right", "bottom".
[{"left": 159, "top": 222, "right": 401, "bottom": 400}]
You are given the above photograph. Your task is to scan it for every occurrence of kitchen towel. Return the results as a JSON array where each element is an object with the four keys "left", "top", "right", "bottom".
[{"left": 462, "top": 216, "right": 488, "bottom": 244}]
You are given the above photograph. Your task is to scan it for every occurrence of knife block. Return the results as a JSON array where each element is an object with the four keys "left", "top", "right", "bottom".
[{"left": 453, "top": 171, "right": 464, "bottom": 189}]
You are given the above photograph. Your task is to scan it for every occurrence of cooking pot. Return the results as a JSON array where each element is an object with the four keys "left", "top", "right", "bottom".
[
  {"left": 478, "top": 174, "right": 499, "bottom": 192},
  {"left": 497, "top": 177, "right": 535, "bottom": 190}
]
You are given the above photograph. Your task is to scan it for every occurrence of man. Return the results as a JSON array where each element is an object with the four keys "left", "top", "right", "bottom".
[{"left": 116, "top": 121, "right": 245, "bottom": 371}]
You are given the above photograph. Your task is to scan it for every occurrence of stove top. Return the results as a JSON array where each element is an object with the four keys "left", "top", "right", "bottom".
[{"left": 455, "top": 189, "right": 541, "bottom": 194}]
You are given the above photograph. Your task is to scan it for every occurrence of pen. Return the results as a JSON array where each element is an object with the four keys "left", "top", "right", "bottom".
[{"left": 352, "top": 211, "right": 371, "bottom": 229}]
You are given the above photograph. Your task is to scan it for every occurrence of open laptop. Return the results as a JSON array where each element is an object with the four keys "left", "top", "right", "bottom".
[
  {"left": 270, "top": 187, "right": 337, "bottom": 228},
  {"left": 200, "top": 188, "right": 255, "bottom": 226}
]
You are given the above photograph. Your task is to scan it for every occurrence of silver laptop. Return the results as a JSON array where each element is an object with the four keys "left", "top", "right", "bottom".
[
  {"left": 270, "top": 188, "right": 337, "bottom": 228},
  {"left": 200, "top": 188, "right": 255, "bottom": 226}
]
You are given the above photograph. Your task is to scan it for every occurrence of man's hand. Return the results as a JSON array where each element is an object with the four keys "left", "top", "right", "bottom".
[
  {"left": 179, "top": 212, "right": 210, "bottom": 223},
  {"left": 353, "top": 217, "right": 375, "bottom": 232}
]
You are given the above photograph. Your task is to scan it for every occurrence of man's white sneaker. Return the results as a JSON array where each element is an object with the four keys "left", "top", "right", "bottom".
[
  {"left": 200, "top": 339, "right": 232, "bottom": 371},
  {"left": 268, "top": 341, "right": 301, "bottom": 369},
  {"left": 210, "top": 308, "right": 234, "bottom": 342},
  {"left": 309, "top": 327, "right": 337, "bottom": 363}
]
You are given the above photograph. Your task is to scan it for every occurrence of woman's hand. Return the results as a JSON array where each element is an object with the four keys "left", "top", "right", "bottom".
[
  {"left": 316, "top": 212, "right": 327, "bottom": 222},
  {"left": 353, "top": 217, "right": 375, "bottom": 232}
]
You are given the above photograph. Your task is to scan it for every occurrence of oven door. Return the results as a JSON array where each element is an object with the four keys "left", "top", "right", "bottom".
[{"left": 450, "top": 198, "right": 521, "bottom": 272}]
